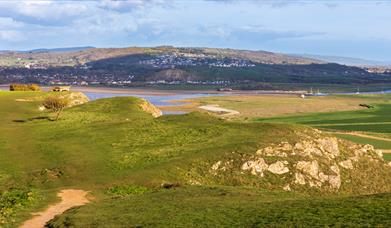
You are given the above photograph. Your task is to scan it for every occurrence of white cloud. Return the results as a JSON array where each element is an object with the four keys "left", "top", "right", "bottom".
[
  {"left": 0, "top": 17, "right": 25, "bottom": 29},
  {"left": 99, "top": 0, "right": 170, "bottom": 12},
  {"left": 0, "top": 30, "right": 25, "bottom": 42}
]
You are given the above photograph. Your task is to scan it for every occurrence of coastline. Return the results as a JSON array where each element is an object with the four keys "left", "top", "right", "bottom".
[{"left": 0, "top": 84, "right": 309, "bottom": 96}]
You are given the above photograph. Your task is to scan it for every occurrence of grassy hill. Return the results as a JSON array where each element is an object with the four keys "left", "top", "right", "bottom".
[{"left": 0, "top": 91, "right": 390, "bottom": 226}]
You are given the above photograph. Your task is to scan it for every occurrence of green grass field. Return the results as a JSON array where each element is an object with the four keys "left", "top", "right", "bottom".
[
  {"left": 0, "top": 91, "right": 390, "bottom": 227},
  {"left": 256, "top": 97, "right": 391, "bottom": 133},
  {"left": 48, "top": 186, "right": 391, "bottom": 227}
]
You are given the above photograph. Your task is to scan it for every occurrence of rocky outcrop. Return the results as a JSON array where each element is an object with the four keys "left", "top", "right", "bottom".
[
  {"left": 61, "top": 92, "right": 89, "bottom": 107},
  {"left": 242, "top": 158, "right": 268, "bottom": 176},
  {"left": 268, "top": 161, "right": 289, "bottom": 174},
  {"left": 139, "top": 99, "right": 162, "bottom": 118},
  {"left": 209, "top": 130, "right": 391, "bottom": 193}
]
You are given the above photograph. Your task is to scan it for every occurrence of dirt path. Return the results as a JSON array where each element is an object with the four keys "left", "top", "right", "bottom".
[
  {"left": 313, "top": 121, "right": 391, "bottom": 126},
  {"left": 337, "top": 131, "right": 391, "bottom": 142},
  {"left": 199, "top": 105, "right": 239, "bottom": 116},
  {"left": 330, "top": 131, "right": 391, "bottom": 154},
  {"left": 20, "top": 189, "right": 90, "bottom": 228}
]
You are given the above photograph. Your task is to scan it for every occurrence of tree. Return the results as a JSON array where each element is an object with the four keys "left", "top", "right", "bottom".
[{"left": 42, "top": 96, "right": 70, "bottom": 121}]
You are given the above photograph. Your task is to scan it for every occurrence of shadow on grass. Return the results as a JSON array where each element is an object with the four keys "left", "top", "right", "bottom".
[{"left": 13, "top": 116, "right": 51, "bottom": 123}]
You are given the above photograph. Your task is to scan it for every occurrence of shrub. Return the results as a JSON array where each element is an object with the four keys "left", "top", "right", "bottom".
[
  {"left": 42, "top": 96, "right": 70, "bottom": 121},
  {"left": 9, "top": 84, "right": 41, "bottom": 91},
  {"left": 0, "top": 188, "right": 36, "bottom": 225},
  {"left": 106, "top": 185, "right": 151, "bottom": 197}
]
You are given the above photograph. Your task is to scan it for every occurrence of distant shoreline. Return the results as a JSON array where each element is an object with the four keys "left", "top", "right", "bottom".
[{"left": 0, "top": 84, "right": 308, "bottom": 96}]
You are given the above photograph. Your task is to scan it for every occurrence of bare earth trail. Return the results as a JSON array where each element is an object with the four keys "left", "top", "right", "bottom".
[
  {"left": 20, "top": 189, "right": 90, "bottom": 228},
  {"left": 329, "top": 131, "right": 391, "bottom": 153},
  {"left": 199, "top": 105, "right": 240, "bottom": 116}
]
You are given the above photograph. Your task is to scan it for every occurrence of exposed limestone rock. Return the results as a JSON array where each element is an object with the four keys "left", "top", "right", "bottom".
[
  {"left": 309, "top": 180, "right": 322, "bottom": 188},
  {"left": 211, "top": 161, "right": 222, "bottom": 170},
  {"left": 139, "top": 99, "right": 162, "bottom": 117},
  {"left": 60, "top": 92, "right": 89, "bottom": 107},
  {"left": 296, "top": 160, "right": 319, "bottom": 179},
  {"left": 268, "top": 161, "right": 289, "bottom": 175},
  {"left": 280, "top": 142, "right": 293, "bottom": 151},
  {"left": 283, "top": 184, "right": 291, "bottom": 191},
  {"left": 317, "top": 137, "right": 340, "bottom": 158},
  {"left": 294, "top": 173, "right": 306, "bottom": 185},
  {"left": 328, "top": 175, "right": 341, "bottom": 189},
  {"left": 220, "top": 130, "right": 390, "bottom": 193},
  {"left": 375, "top": 150, "right": 383, "bottom": 159},
  {"left": 339, "top": 159, "right": 353, "bottom": 169},
  {"left": 241, "top": 158, "right": 268, "bottom": 176},
  {"left": 318, "top": 172, "right": 329, "bottom": 182},
  {"left": 330, "top": 165, "right": 340, "bottom": 175},
  {"left": 257, "top": 145, "right": 287, "bottom": 157}
]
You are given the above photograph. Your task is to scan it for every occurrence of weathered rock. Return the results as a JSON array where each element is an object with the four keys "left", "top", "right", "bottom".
[
  {"left": 257, "top": 145, "right": 287, "bottom": 157},
  {"left": 375, "top": 150, "right": 383, "bottom": 159},
  {"left": 294, "top": 172, "right": 306, "bottom": 185},
  {"left": 330, "top": 165, "right": 340, "bottom": 175},
  {"left": 317, "top": 137, "right": 340, "bottom": 158},
  {"left": 280, "top": 142, "right": 293, "bottom": 151},
  {"left": 242, "top": 158, "right": 268, "bottom": 176},
  {"left": 139, "top": 99, "right": 162, "bottom": 117},
  {"left": 296, "top": 160, "right": 319, "bottom": 179},
  {"left": 339, "top": 159, "right": 353, "bottom": 169},
  {"left": 318, "top": 172, "right": 329, "bottom": 182},
  {"left": 328, "top": 175, "right": 341, "bottom": 189},
  {"left": 268, "top": 161, "right": 289, "bottom": 175},
  {"left": 235, "top": 132, "right": 390, "bottom": 193},
  {"left": 309, "top": 180, "right": 322, "bottom": 188},
  {"left": 283, "top": 184, "right": 291, "bottom": 191},
  {"left": 60, "top": 92, "right": 89, "bottom": 107},
  {"left": 211, "top": 161, "right": 222, "bottom": 170}
]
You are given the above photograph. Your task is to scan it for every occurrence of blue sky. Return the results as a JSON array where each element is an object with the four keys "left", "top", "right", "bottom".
[{"left": 0, "top": 0, "right": 390, "bottom": 61}]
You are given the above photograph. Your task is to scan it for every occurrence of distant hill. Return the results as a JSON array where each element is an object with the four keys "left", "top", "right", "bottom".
[
  {"left": 1, "top": 46, "right": 391, "bottom": 86},
  {"left": 23, "top": 46, "right": 95, "bottom": 53},
  {"left": 0, "top": 46, "right": 323, "bottom": 67},
  {"left": 295, "top": 54, "right": 391, "bottom": 67}
]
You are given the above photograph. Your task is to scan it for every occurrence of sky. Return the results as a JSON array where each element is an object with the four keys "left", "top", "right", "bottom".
[{"left": 0, "top": 0, "right": 391, "bottom": 61}]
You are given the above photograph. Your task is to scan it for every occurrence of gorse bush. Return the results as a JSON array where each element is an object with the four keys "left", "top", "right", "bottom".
[
  {"left": 0, "top": 188, "right": 35, "bottom": 225},
  {"left": 9, "top": 84, "right": 41, "bottom": 91},
  {"left": 42, "top": 96, "right": 70, "bottom": 121}
]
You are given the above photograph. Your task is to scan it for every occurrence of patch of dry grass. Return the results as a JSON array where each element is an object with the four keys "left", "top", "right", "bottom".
[{"left": 160, "top": 95, "right": 378, "bottom": 119}]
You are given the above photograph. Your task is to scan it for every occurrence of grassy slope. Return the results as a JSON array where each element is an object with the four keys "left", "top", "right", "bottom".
[
  {"left": 49, "top": 186, "right": 391, "bottom": 227},
  {"left": 0, "top": 91, "right": 300, "bottom": 225},
  {"left": 1, "top": 91, "right": 390, "bottom": 227}
]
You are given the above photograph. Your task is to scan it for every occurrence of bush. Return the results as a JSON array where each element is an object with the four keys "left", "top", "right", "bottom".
[
  {"left": 9, "top": 84, "right": 41, "bottom": 91},
  {"left": 106, "top": 185, "right": 151, "bottom": 197},
  {"left": 42, "top": 96, "right": 70, "bottom": 121},
  {"left": 0, "top": 188, "right": 36, "bottom": 225}
]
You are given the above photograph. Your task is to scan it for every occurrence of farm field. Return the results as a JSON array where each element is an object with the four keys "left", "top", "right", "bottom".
[{"left": 0, "top": 91, "right": 390, "bottom": 227}]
